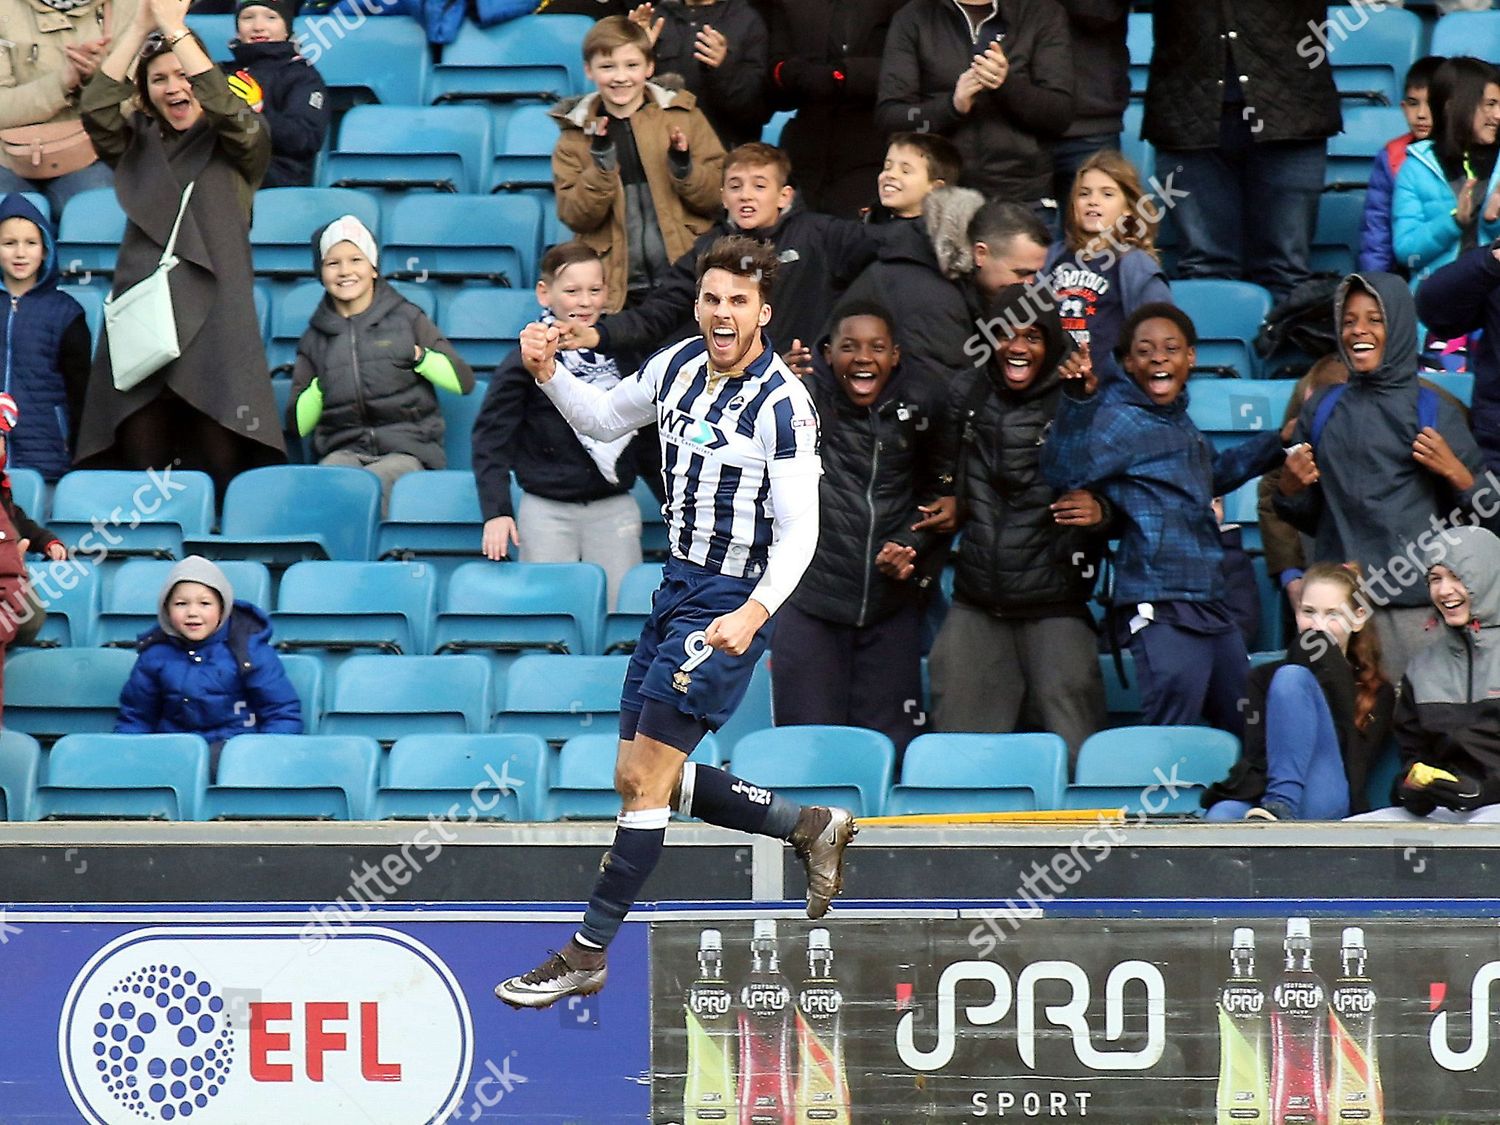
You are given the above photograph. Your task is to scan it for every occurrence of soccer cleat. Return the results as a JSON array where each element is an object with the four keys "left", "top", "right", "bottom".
[
  {"left": 789, "top": 806, "right": 858, "bottom": 919},
  {"left": 494, "top": 941, "right": 607, "bottom": 1010}
]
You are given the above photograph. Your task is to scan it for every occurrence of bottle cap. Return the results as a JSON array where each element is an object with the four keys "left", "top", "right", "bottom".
[
  {"left": 1232, "top": 927, "right": 1254, "bottom": 949},
  {"left": 699, "top": 928, "right": 722, "bottom": 954},
  {"left": 808, "top": 928, "right": 831, "bottom": 953},
  {"left": 1342, "top": 926, "right": 1364, "bottom": 949},
  {"left": 1287, "top": 917, "right": 1311, "bottom": 939},
  {"left": 753, "top": 919, "right": 777, "bottom": 941}
]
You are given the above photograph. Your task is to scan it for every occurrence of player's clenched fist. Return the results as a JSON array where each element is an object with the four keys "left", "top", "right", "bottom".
[
  {"left": 519, "top": 321, "right": 562, "bottom": 383},
  {"left": 705, "top": 600, "right": 769, "bottom": 656}
]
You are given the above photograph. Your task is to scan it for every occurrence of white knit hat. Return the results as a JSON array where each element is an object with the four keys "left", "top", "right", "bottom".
[{"left": 319, "top": 214, "right": 378, "bottom": 270}]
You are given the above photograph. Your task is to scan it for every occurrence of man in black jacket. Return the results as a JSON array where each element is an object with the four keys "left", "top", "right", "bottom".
[
  {"left": 1052, "top": 0, "right": 1131, "bottom": 201},
  {"left": 1143, "top": 1, "right": 1342, "bottom": 299},
  {"left": 630, "top": 0, "right": 769, "bottom": 149},
  {"left": 875, "top": 0, "right": 1074, "bottom": 213},
  {"left": 556, "top": 142, "right": 878, "bottom": 367},
  {"left": 929, "top": 284, "right": 1108, "bottom": 762},
  {"left": 771, "top": 300, "right": 953, "bottom": 756},
  {"left": 762, "top": 0, "right": 909, "bottom": 217}
]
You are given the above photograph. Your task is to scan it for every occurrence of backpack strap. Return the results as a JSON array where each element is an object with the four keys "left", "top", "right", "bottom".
[
  {"left": 1308, "top": 383, "right": 1348, "bottom": 451},
  {"left": 1417, "top": 385, "right": 1439, "bottom": 433}
]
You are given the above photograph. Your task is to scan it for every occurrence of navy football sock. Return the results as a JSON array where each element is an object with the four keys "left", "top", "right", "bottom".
[
  {"left": 577, "top": 808, "right": 668, "bottom": 950},
  {"left": 678, "top": 762, "right": 801, "bottom": 839}
]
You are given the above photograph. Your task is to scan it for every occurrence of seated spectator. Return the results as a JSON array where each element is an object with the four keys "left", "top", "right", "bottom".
[
  {"left": 1051, "top": 0, "right": 1130, "bottom": 202},
  {"left": 222, "top": 0, "right": 331, "bottom": 189},
  {"left": 932, "top": 285, "right": 1108, "bottom": 762},
  {"left": 288, "top": 215, "right": 475, "bottom": 512},
  {"left": 552, "top": 15, "right": 726, "bottom": 311},
  {"left": 472, "top": 242, "right": 646, "bottom": 610},
  {"left": 0, "top": 193, "right": 87, "bottom": 481},
  {"left": 1359, "top": 55, "right": 1441, "bottom": 275},
  {"left": 627, "top": 0, "right": 768, "bottom": 150},
  {"left": 558, "top": 142, "right": 878, "bottom": 369},
  {"left": 0, "top": 0, "right": 123, "bottom": 216},
  {"left": 115, "top": 555, "right": 301, "bottom": 775},
  {"left": 1274, "top": 272, "right": 1492, "bottom": 683},
  {"left": 1213, "top": 494, "right": 1260, "bottom": 652},
  {"left": 1043, "top": 303, "right": 1301, "bottom": 739},
  {"left": 1416, "top": 241, "right": 1500, "bottom": 477},
  {"left": 771, "top": 301, "right": 951, "bottom": 758},
  {"left": 763, "top": 0, "right": 907, "bottom": 218},
  {"left": 1204, "top": 561, "right": 1394, "bottom": 821},
  {"left": 1045, "top": 149, "right": 1171, "bottom": 380},
  {"left": 873, "top": 131, "right": 961, "bottom": 222},
  {"left": 0, "top": 393, "right": 68, "bottom": 647},
  {"left": 1393, "top": 57, "right": 1500, "bottom": 292},
  {"left": 875, "top": 0, "right": 1072, "bottom": 214}
]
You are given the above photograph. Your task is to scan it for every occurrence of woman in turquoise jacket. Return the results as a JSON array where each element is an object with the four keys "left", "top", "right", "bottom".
[{"left": 1393, "top": 57, "right": 1500, "bottom": 290}]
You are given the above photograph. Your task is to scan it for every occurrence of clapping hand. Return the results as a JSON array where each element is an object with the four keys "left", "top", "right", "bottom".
[
  {"left": 971, "top": 41, "right": 1009, "bottom": 90},
  {"left": 63, "top": 37, "right": 110, "bottom": 90},
  {"left": 694, "top": 24, "right": 728, "bottom": 68},
  {"left": 627, "top": 3, "right": 665, "bottom": 46},
  {"left": 952, "top": 68, "right": 983, "bottom": 114}
]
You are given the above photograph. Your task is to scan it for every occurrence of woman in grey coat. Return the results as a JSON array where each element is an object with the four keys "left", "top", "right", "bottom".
[{"left": 74, "top": 0, "right": 283, "bottom": 496}]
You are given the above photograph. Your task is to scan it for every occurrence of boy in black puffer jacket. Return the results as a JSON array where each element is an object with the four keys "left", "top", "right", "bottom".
[
  {"left": 288, "top": 216, "right": 475, "bottom": 511},
  {"left": 770, "top": 300, "right": 952, "bottom": 757},
  {"left": 223, "top": 0, "right": 330, "bottom": 189},
  {"left": 929, "top": 284, "right": 1109, "bottom": 763}
]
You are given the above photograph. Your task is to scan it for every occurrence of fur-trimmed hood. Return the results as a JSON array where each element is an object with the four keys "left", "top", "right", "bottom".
[{"left": 871, "top": 187, "right": 985, "bottom": 280}]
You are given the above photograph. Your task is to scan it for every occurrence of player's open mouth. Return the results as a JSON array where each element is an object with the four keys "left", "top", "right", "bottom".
[{"left": 711, "top": 328, "right": 736, "bottom": 347}]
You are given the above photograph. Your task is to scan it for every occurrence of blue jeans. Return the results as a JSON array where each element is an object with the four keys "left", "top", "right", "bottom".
[
  {"left": 1205, "top": 665, "right": 1350, "bottom": 820},
  {"left": 1159, "top": 107, "right": 1325, "bottom": 300},
  {"left": 1052, "top": 132, "right": 1122, "bottom": 203},
  {"left": 0, "top": 159, "right": 114, "bottom": 223}
]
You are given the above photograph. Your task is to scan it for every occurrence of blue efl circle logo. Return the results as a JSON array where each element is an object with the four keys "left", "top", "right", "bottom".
[{"left": 89, "top": 964, "right": 234, "bottom": 1121}]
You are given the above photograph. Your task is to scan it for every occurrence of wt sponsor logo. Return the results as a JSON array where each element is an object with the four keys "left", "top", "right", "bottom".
[
  {"left": 895, "top": 958, "right": 1166, "bottom": 1073},
  {"left": 60, "top": 926, "right": 472, "bottom": 1123}
]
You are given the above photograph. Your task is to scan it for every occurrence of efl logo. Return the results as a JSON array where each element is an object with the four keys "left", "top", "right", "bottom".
[{"left": 60, "top": 926, "right": 473, "bottom": 1123}]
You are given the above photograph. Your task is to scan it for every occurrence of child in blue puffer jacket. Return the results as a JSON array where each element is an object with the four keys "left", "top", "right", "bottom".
[{"left": 115, "top": 556, "right": 301, "bottom": 773}]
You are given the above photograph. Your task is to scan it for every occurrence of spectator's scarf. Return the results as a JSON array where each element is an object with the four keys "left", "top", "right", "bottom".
[{"left": 541, "top": 311, "right": 634, "bottom": 484}]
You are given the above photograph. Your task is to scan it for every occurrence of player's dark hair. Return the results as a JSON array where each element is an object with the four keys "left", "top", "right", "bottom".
[
  {"left": 829, "top": 299, "right": 898, "bottom": 340},
  {"left": 887, "top": 132, "right": 963, "bottom": 187},
  {"left": 967, "top": 199, "right": 1049, "bottom": 253},
  {"left": 696, "top": 235, "right": 778, "bottom": 303},
  {"left": 1118, "top": 302, "right": 1197, "bottom": 360}
]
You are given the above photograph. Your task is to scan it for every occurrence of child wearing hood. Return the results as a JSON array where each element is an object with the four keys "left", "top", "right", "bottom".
[
  {"left": 115, "top": 555, "right": 301, "bottom": 773},
  {"left": 1043, "top": 303, "right": 1307, "bottom": 739},
  {"left": 930, "top": 284, "right": 1109, "bottom": 763},
  {"left": 288, "top": 215, "right": 475, "bottom": 511},
  {"left": 0, "top": 193, "right": 88, "bottom": 481},
  {"left": 1274, "top": 271, "right": 1493, "bottom": 683},
  {"left": 222, "top": 0, "right": 330, "bottom": 189}
]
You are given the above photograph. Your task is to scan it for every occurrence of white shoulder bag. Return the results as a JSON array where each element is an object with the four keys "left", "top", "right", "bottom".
[{"left": 105, "top": 182, "right": 195, "bottom": 392}]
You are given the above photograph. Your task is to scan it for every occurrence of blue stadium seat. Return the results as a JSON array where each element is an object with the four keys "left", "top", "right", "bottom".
[
  {"left": 442, "top": 287, "right": 533, "bottom": 367},
  {"left": 543, "top": 731, "right": 718, "bottom": 820},
  {"left": 1126, "top": 11, "right": 1151, "bottom": 98},
  {"left": 1424, "top": 371, "right": 1474, "bottom": 408},
  {"left": 487, "top": 102, "right": 561, "bottom": 192},
  {"left": 760, "top": 110, "right": 794, "bottom": 147},
  {"left": 886, "top": 733, "right": 1069, "bottom": 815},
  {"left": 0, "top": 730, "right": 40, "bottom": 821},
  {"left": 1251, "top": 554, "right": 1283, "bottom": 652},
  {"left": 1327, "top": 105, "right": 1407, "bottom": 187},
  {"left": 634, "top": 478, "right": 668, "bottom": 561},
  {"left": 94, "top": 560, "right": 273, "bottom": 648},
  {"left": 33, "top": 733, "right": 209, "bottom": 820},
  {"left": 249, "top": 188, "right": 382, "bottom": 278},
  {"left": 324, "top": 105, "right": 493, "bottom": 194},
  {"left": 47, "top": 469, "right": 216, "bottom": 561},
  {"left": 434, "top": 561, "right": 606, "bottom": 656},
  {"left": 1364, "top": 738, "right": 1401, "bottom": 811},
  {"left": 440, "top": 378, "right": 487, "bottom": 472},
  {"left": 1311, "top": 190, "right": 1367, "bottom": 276},
  {"left": 277, "top": 652, "right": 324, "bottom": 733},
  {"left": 374, "top": 733, "right": 547, "bottom": 821},
  {"left": 293, "top": 13, "right": 430, "bottom": 107},
  {"left": 495, "top": 654, "right": 627, "bottom": 744},
  {"left": 1100, "top": 651, "right": 1141, "bottom": 725},
  {"left": 715, "top": 653, "right": 774, "bottom": 751},
  {"left": 1431, "top": 10, "right": 1500, "bottom": 57},
  {"left": 56, "top": 188, "right": 125, "bottom": 278},
  {"left": 1186, "top": 378, "right": 1297, "bottom": 449},
  {"left": 1064, "top": 725, "right": 1241, "bottom": 813},
  {"left": 272, "top": 561, "right": 438, "bottom": 655},
  {"left": 321, "top": 654, "right": 493, "bottom": 739},
  {"left": 376, "top": 470, "right": 483, "bottom": 560},
  {"left": 384, "top": 193, "right": 543, "bottom": 288},
  {"left": 1326, "top": 5, "right": 1422, "bottom": 106},
  {"left": 1175, "top": 279, "right": 1274, "bottom": 378},
  {"left": 5, "top": 648, "right": 138, "bottom": 742},
  {"left": 7, "top": 467, "right": 43, "bottom": 521},
  {"left": 202, "top": 734, "right": 381, "bottom": 820},
  {"left": 543, "top": 204, "right": 568, "bottom": 251},
  {"left": 184, "top": 12, "right": 237, "bottom": 50},
  {"left": 729, "top": 726, "right": 894, "bottom": 818},
  {"left": 602, "top": 562, "right": 663, "bottom": 653},
  {"left": 185, "top": 466, "right": 381, "bottom": 563},
  {"left": 1221, "top": 478, "right": 1261, "bottom": 553},
  {"left": 427, "top": 15, "right": 593, "bottom": 105},
  {"left": 59, "top": 283, "right": 103, "bottom": 343},
  {"left": 24, "top": 557, "right": 101, "bottom": 647},
  {"left": 1119, "top": 101, "right": 1153, "bottom": 184}
]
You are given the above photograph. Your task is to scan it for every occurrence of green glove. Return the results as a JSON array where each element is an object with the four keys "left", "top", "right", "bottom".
[
  {"left": 295, "top": 377, "right": 324, "bottom": 438},
  {"left": 414, "top": 347, "right": 464, "bottom": 395}
]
